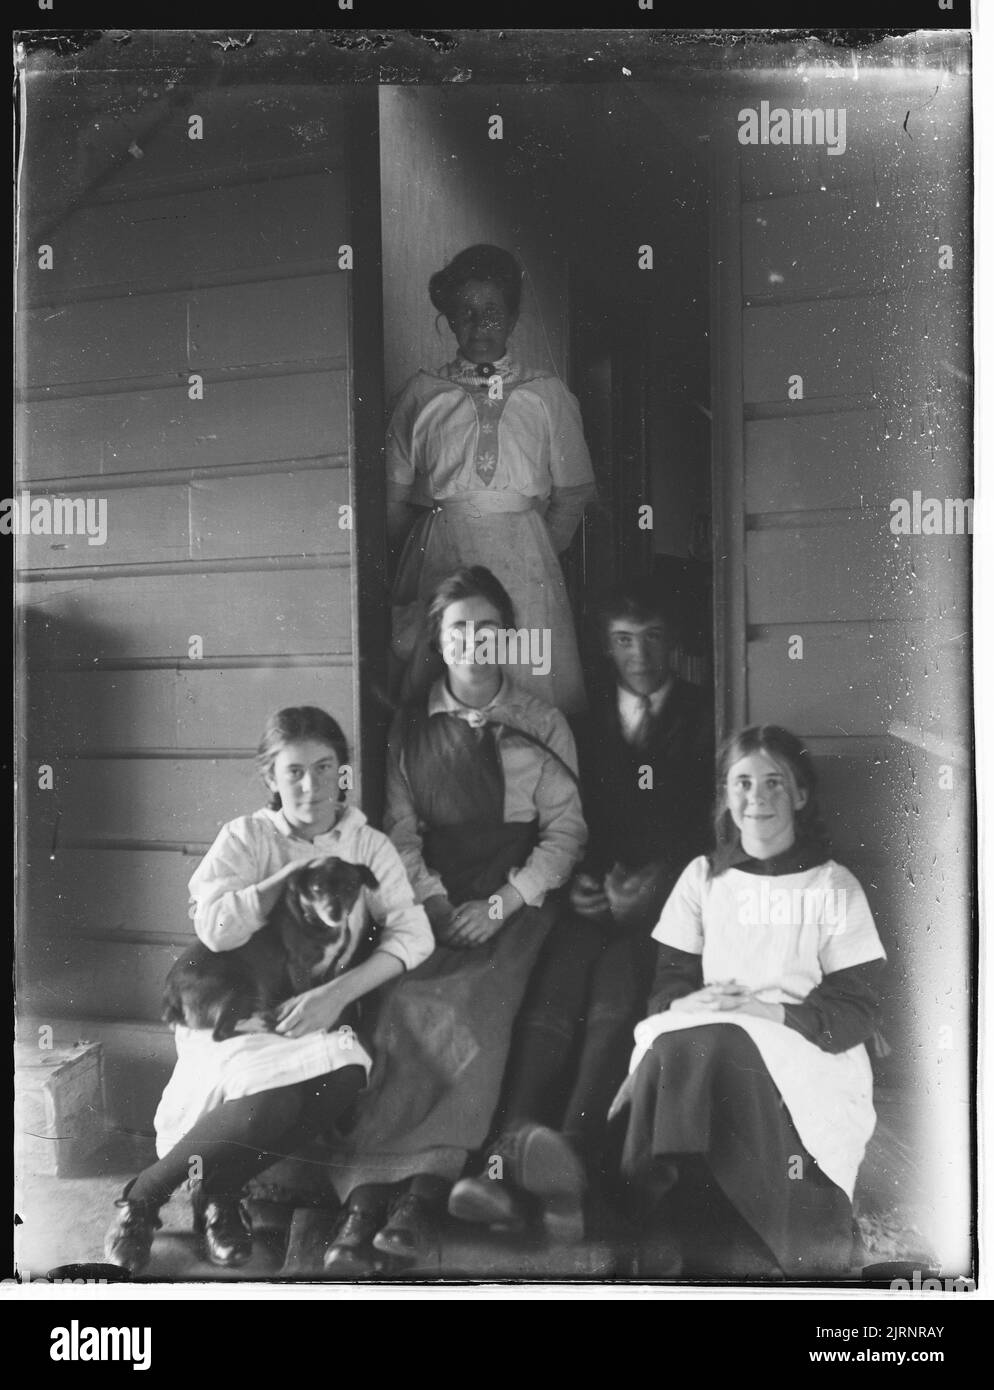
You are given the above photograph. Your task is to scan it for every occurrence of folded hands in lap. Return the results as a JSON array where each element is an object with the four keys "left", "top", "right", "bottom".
[{"left": 670, "top": 982, "right": 785, "bottom": 1025}]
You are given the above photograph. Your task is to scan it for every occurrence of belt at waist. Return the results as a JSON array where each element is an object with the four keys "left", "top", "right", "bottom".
[{"left": 418, "top": 492, "right": 539, "bottom": 516}]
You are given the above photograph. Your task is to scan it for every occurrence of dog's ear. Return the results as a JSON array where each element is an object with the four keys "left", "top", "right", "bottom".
[
  {"left": 162, "top": 984, "right": 185, "bottom": 1027},
  {"left": 356, "top": 864, "right": 379, "bottom": 892},
  {"left": 278, "top": 866, "right": 312, "bottom": 918},
  {"left": 211, "top": 998, "right": 243, "bottom": 1043},
  {"left": 162, "top": 957, "right": 193, "bottom": 1026}
]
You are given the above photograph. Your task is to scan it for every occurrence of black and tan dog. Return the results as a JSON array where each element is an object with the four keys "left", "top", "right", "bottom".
[{"left": 163, "top": 858, "right": 379, "bottom": 1041}]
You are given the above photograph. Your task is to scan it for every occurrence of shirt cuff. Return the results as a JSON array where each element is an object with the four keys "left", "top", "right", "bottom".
[
  {"left": 506, "top": 865, "right": 547, "bottom": 908},
  {"left": 377, "top": 930, "right": 432, "bottom": 972},
  {"left": 413, "top": 869, "right": 447, "bottom": 904}
]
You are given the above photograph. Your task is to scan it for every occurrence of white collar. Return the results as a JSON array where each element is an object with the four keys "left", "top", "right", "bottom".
[
  {"left": 448, "top": 352, "right": 518, "bottom": 386},
  {"left": 428, "top": 671, "right": 511, "bottom": 725},
  {"left": 617, "top": 676, "right": 674, "bottom": 721},
  {"left": 263, "top": 803, "right": 366, "bottom": 845}
]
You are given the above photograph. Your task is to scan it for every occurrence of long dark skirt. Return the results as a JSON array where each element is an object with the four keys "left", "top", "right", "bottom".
[
  {"left": 620, "top": 1024, "right": 855, "bottom": 1277},
  {"left": 324, "top": 702, "right": 555, "bottom": 1196},
  {"left": 325, "top": 905, "right": 554, "bottom": 1196}
]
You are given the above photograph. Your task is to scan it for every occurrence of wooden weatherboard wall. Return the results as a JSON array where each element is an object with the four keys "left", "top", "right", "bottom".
[
  {"left": 16, "top": 73, "right": 363, "bottom": 1130},
  {"left": 710, "top": 63, "right": 972, "bottom": 1266}
]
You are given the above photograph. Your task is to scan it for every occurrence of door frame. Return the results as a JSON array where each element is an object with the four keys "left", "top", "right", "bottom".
[
  {"left": 708, "top": 139, "right": 747, "bottom": 747},
  {"left": 345, "top": 86, "right": 389, "bottom": 823}
]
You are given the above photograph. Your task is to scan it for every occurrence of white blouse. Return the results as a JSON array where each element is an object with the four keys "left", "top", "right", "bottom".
[
  {"left": 385, "top": 359, "right": 595, "bottom": 506},
  {"left": 187, "top": 805, "right": 434, "bottom": 974}
]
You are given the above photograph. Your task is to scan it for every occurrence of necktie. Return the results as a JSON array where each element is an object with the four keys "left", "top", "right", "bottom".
[{"left": 630, "top": 694, "right": 653, "bottom": 750}]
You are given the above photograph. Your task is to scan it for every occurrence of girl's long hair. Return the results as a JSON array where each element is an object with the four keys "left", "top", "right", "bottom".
[
  {"left": 256, "top": 706, "right": 350, "bottom": 811},
  {"left": 709, "top": 724, "right": 831, "bottom": 876}
]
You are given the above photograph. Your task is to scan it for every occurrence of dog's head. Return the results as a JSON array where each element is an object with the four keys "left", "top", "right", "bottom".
[
  {"left": 285, "top": 857, "right": 379, "bottom": 939},
  {"left": 162, "top": 944, "right": 269, "bottom": 1042}
]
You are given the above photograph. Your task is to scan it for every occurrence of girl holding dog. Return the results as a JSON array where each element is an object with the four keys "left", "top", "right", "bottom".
[
  {"left": 103, "top": 707, "right": 433, "bottom": 1275},
  {"left": 614, "top": 724, "right": 887, "bottom": 1278}
]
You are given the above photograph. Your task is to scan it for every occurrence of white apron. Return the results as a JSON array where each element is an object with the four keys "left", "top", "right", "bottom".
[
  {"left": 626, "top": 1011, "right": 875, "bottom": 1199},
  {"left": 620, "top": 856, "right": 886, "bottom": 1199}
]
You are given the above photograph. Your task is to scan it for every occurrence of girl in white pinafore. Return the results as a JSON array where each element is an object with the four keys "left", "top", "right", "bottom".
[
  {"left": 613, "top": 724, "right": 887, "bottom": 1279},
  {"left": 386, "top": 245, "right": 596, "bottom": 715}
]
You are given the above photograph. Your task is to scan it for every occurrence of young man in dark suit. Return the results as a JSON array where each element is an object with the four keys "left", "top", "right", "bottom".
[
  {"left": 448, "top": 578, "right": 714, "bottom": 1242},
  {"left": 572, "top": 578, "right": 714, "bottom": 932}
]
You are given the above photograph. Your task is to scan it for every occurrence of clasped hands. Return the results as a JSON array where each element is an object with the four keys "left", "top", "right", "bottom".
[
  {"left": 671, "top": 981, "right": 785, "bottom": 1024},
  {"left": 570, "top": 862, "right": 665, "bottom": 926},
  {"left": 423, "top": 886, "right": 524, "bottom": 948}
]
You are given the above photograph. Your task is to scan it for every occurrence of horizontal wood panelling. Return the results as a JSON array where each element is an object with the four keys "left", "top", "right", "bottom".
[
  {"left": 17, "top": 80, "right": 359, "bottom": 1059},
  {"left": 735, "top": 83, "right": 971, "bottom": 203},
  {"left": 741, "top": 185, "right": 970, "bottom": 302},
  {"left": 18, "top": 372, "right": 348, "bottom": 480},
  {"left": 23, "top": 456, "right": 346, "bottom": 496},
  {"left": 851, "top": 858, "right": 972, "bottom": 1057},
  {"left": 91, "top": 153, "right": 345, "bottom": 205},
  {"left": 746, "top": 524, "right": 969, "bottom": 624},
  {"left": 56, "top": 757, "right": 260, "bottom": 843},
  {"left": 22, "top": 361, "right": 348, "bottom": 404},
  {"left": 815, "top": 746, "right": 973, "bottom": 869},
  {"left": 29, "top": 173, "right": 347, "bottom": 303},
  {"left": 745, "top": 299, "right": 967, "bottom": 419},
  {"left": 22, "top": 848, "right": 200, "bottom": 945},
  {"left": 18, "top": 556, "right": 348, "bottom": 583},
  {"left": 93, "top": 85, "right": 346, "bottom": 201},
  {"left": 26, "top": 936, "right": 188, "bottom": 1026},
  {"left": 744, "top": 410, "right": 970, "bottom": 513},
  {"left": 18, "top": 567, "right": 352, "bottom": 660},
  {"left": 14, "top": 468, "right": 351, "bottom": 572},
  {"left": 747, "top": 622, "right": 967, "bottom": 737},
  {"left": 25, "top": 665, "right": 355, "bottom": 752},
  {"left": 742, "top": 298, "right": 885, "bottom": 404},
  {"left": 21, "top": 274, "right": 347, "bottom": 390},
  {"left": 32, "top": 654, "right": 354, "bottom": 672}
]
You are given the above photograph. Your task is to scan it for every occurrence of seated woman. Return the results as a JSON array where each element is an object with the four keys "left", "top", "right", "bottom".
[
  {"left": 614, "top": 724, "right": 887, "bottom": 1278},
  {"left": 322, "top": 565, "right": 587, "bottom": 1273},
  {"left": 103, "top": 706, "right": 433, "bottom": 1275}
]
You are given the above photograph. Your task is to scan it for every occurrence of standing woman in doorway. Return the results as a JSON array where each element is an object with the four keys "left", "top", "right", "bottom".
[{"left": 386, "top": 244, "right": 596, "bottom": 715}]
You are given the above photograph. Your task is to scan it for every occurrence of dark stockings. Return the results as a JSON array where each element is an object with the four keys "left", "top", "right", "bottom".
[{"left": 128, "top": 1065, "right": 366, "bottom": 1207}]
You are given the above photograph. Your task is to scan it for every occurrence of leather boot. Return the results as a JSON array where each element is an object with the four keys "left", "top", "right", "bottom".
[
  {"left": 323, "top": 1187, "right": 391, "bottom": 1276},
  {"left": 103, "top": 1179, "right": 163, "bottom": 1275},
  {"left": 372, "top": 1186, "right": 441, "bottom": 1266},
  {"left": 190, "top": 1186, "right": 253, "bottom": 1268}
]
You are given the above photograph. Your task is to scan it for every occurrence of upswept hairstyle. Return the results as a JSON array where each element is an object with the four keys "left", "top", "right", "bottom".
[
  {"left": 256, "top": 706, "right": 350, "bottom": 811},
  {"left": 709, "top": 724, "right": 831, "bottom": 875},
  {"left": 428, "top": 244, "right": 524, "bottom": 320},
  {"left": 425, "top": 565, "right": 517, "bottom": 654}
]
